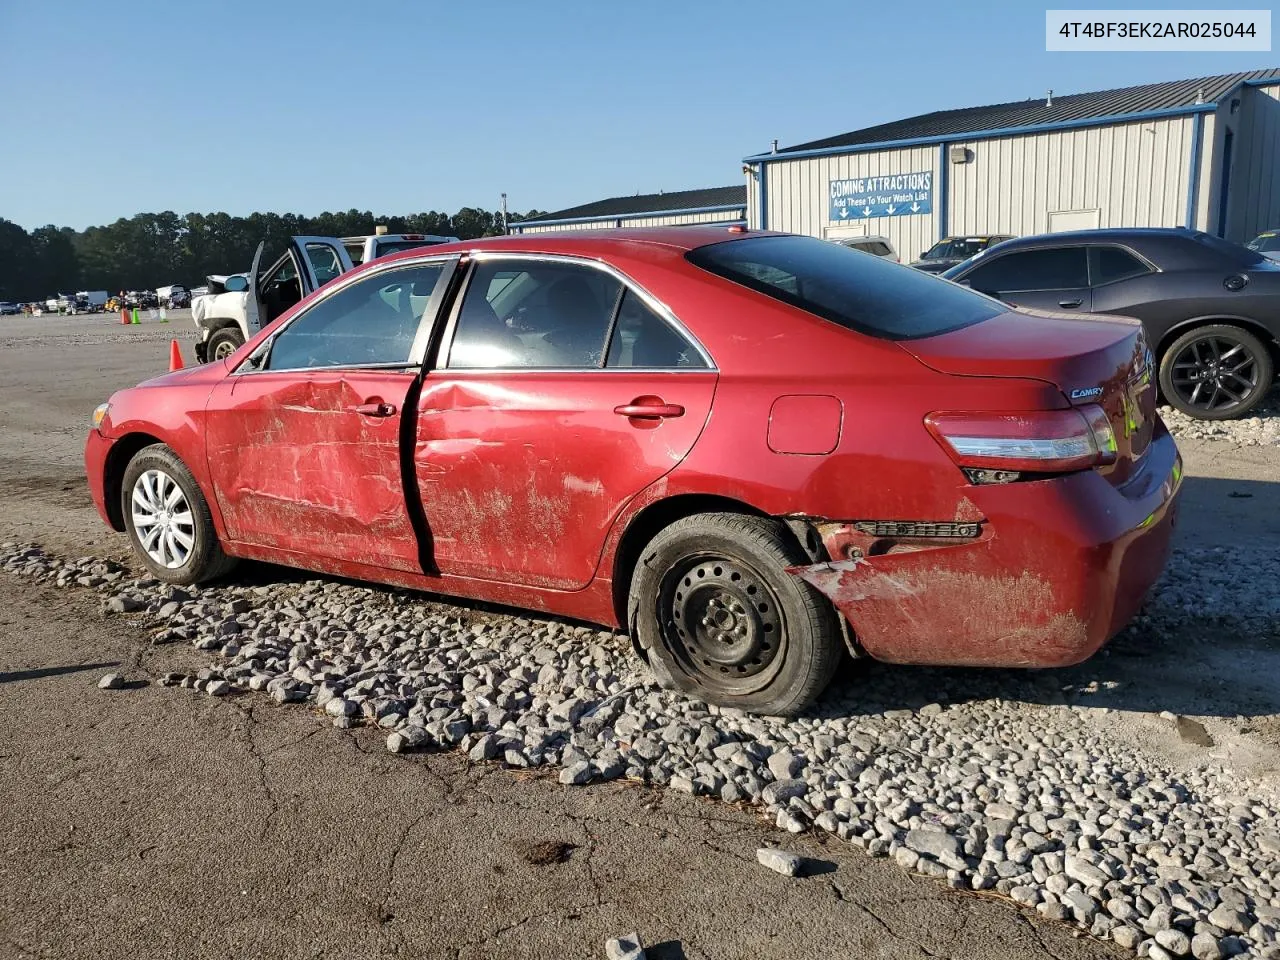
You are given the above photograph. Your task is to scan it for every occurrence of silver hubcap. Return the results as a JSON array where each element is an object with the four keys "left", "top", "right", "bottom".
[
  {"left": 131, "top": 469, "right": 195, "bottom": 568},
  {"left": 213, "top": 340, "right": 237, "bottom": 360}
]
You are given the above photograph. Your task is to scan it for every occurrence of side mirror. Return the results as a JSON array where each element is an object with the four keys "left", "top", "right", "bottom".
[
  {"left": 224, "top": 276, "right": 248, "bottom": 293},
  {"left": 921, "top": 251, "right": 929, "bottom": 259}
]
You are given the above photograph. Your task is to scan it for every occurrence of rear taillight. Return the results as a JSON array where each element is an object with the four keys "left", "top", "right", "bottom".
[{"left": 925, "top": 405, "right": 1117, "bottom": 477}]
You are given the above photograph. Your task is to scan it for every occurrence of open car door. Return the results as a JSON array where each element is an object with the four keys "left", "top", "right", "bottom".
[
  {"left": 249, "top": 237, "right": 356, "bottom": 333},
  {"left": 244, "top": 241, "right": 266, "bottom": 337}
]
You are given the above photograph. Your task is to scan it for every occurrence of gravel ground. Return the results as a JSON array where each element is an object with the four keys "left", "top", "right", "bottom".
[
  {"left": 5, "top": 541, "right": 1278, "bottom": 960},
  {"left": 1160, "top": 399, "right": 1280, "bottom": 447}
]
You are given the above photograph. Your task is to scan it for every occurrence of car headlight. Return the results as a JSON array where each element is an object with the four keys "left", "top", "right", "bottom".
[{"left": 92, "top": 402, "right": 110, "bottom": 430}]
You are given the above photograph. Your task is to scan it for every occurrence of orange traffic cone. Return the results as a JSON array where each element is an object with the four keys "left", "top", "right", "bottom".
[
  {"left": 120, "top": 308, "right": 129, "bottom": 325},
  {"left": 168, "top": 340, "right": 184, "bottom": 371}
]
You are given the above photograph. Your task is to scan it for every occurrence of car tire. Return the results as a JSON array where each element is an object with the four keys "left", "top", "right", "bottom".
[
  {"left": 1159, "top": 324, "right": 1274, "bottom": 420},
  {"left": 121, "top": 444, "right": 237, "bottom": 585},
  {"left": 207, "top": 327, "right": 245, "bottom": 362},
  {"left": 627, "top": 513, "right": 842, "bottom": 716}
]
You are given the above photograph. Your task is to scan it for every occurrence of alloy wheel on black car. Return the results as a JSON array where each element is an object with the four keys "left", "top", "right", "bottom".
[{"left": 1159, "top": 324, "right": 1274, "bottom": 420}]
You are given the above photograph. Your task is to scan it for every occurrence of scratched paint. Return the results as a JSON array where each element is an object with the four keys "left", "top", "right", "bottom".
[
  {"left": 414, "top": 371, "right": 717, "bottom": 590},
  {"left": 796, "top": 557, "right": 1092, "bottom": 668},
  {"left": 205, "top": 371, "right": 421, "bottom": 572}
]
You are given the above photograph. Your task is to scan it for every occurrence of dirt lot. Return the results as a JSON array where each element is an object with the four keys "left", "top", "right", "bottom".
[{"left": 1, "top": 311, "right": 1278, "bottom": 960}]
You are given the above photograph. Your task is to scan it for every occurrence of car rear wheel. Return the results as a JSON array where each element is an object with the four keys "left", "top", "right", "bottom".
[
  {"left": 208, "top": 327, "right": 245, "bottom": 362},
  {"left": 1159, "top": 324, "right": 1273, "bottom": 420},
  {"left": 121, "top": 444, "right": 236, "bottom": 584},
  {"left": 627, "top": 513, "right": 842, "bottom": 716}
]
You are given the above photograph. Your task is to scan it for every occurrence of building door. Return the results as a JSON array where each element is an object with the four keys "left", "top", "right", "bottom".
[
  {"left": 823, "top": 224, "right": 869, "bottom": 241},
  {"left": 1048, "top": 209, "right": 1101, "bottom": 233},
  {"left": 1217, "top": 130, "right": 1234, "bottom": 238}
]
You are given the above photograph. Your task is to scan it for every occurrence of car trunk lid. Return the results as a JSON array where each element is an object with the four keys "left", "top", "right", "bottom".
[{"left": 899, "top": 309, "right": 1156, "bottom": 485}]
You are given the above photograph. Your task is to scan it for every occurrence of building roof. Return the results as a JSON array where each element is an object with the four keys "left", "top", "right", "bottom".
[
  {"left": 519, "top": 185, "right": 746, "bottom": 225},
  {"left": 777, "top": 68, "right": 1280, "bottom": 155}
]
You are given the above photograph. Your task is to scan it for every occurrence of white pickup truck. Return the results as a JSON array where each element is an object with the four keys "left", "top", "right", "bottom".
[{"left": 191, "top": 230, "right": 456, "bottom": 362}]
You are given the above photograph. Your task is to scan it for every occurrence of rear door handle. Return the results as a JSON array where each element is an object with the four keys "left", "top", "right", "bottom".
[
  {"left": 614, "top": 401, "right": 685, "bottom": 419},
  {"left": 351, "top": 401, "right": 397, "bottom": 417},
  {"left": 1058, "top": 298, "right": 1084, "bottom": 308}
]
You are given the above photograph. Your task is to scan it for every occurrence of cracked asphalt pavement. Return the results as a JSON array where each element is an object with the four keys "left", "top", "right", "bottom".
[{"left": 0, "top": 579, "right": 1108, "bottom": 960}]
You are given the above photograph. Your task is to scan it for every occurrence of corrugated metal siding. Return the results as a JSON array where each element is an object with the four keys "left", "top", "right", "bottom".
[
  {"left": 624, "top": 209, "right": 743, "bottom": 228},
  {"left": 1193, "top": 111, "right": 1218, "bottom": 231},
  {"left": 746, "top": 169, "right": 759, "bottom": 229},
  {"left": 1227, "top": 85, "right": 1280, "bottom": 241},
  {"left": 761, "top": 144, "right": 940, "bottom": 258},
  {"left": 514, "top": 208, "right": 745, "bottom": 235},
  {"left": 948, "top": 115, "right": 1194, "bottom": 236},
  {"left": 514, "top": 220, "right": 616, "bottom": 235}
]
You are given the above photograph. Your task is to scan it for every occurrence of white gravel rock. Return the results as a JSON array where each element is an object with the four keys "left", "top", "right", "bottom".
[
  {"left": 604, "top": 931, "right": 645, "bottom": 960},
  {"left": 1160, "top": 399, "right": 1280, "bottom": 447},
  {"left": 6, "top": 541, "right": 1280, "bottom": 958},
  {"left": 756, "top": 847, "right": 803, "bottom": 877}
]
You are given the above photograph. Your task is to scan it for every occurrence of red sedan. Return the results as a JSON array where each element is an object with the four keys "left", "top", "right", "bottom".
[{"left": 85, "top": 228, "right": 1182, "bottom": 715}]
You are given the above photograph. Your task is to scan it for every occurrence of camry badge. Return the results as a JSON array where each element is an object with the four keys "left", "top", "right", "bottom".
[{"left": 1070, "top": 386, "right": 1104, "bottom": 400}]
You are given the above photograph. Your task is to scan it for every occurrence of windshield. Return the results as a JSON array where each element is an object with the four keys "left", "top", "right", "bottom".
[
  {"left": 1246, "top": 232, "right": 1280, "bottom": 254},
  {"left": 686, "top": 235, "right": 1003, "bottom": 340},
  {"left": 374, "top": 239, "right": 450, "bottom": 259},
  {"left": 923, "top": 237, "right": 993, "bottom": 261},
  {"left": 1192, "top": 232, "right": 1265, "bottom": 266}
]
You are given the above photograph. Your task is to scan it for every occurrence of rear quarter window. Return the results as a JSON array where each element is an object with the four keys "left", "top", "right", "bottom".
[{"left": 686, "top": 235, "right": 1002, "bottom": 340}]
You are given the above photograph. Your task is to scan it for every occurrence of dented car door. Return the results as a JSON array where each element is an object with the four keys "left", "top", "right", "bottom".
[
  {"left": 414, "top": 255, "right": 717, "bottom": 589},
  {"left": 204, "top": 257, "right": 457, "bottom": 571}
]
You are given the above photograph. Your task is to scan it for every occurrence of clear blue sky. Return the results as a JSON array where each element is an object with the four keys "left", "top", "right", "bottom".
[{"left": 1, "top": 0, "right": 1274, "bottom": 229}]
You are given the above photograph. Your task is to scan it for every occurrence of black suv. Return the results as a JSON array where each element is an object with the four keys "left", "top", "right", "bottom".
[{"left": 942, "top": 228, "right": 1280, "bottom": 419}]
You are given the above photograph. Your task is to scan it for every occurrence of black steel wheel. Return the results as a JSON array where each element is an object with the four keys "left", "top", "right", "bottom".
[
  {"left": 1159, "top": 324, "right": 1273, "bottom": 420},
  {"left": 627, "top": 513, "right": 843, "bottom": 716},
  {"left": 662, "top": 556, "right": 787, "bottom": 696}
]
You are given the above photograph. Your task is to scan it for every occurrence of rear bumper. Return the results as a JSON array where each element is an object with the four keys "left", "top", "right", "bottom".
[
  {"left": 84, "top": 429, "right": 116, "bottom": 529},
  {"left": 794, "top": 427, "right": 1182, "bottom": 668}
]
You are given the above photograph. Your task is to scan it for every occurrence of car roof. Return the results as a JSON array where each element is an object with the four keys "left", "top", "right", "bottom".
[
  {"left": 991, "top": 227, "right": 1195, "bottom": 247},
  {"left": 372, "top": 225, "right": 769, "bottom": 266}
]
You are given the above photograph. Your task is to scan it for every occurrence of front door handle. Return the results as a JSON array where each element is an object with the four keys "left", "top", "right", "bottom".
[
  {"left": 614, "top": 399, "right": 685, "bottom": 420},
  {"left": 1058, "top": 298, "right": 1084, "bottom": 308},
  {"left": 351, "top": 401, "right": 397, "bottom": 417}
]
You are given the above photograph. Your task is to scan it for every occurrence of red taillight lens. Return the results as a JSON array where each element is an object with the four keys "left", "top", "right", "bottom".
[{"left": 925, "top": 405, "right": 1117, "bottom": 474}]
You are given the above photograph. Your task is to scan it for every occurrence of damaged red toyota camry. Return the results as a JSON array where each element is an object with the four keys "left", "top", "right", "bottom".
[{"left": 85, "top": 228, "right": 1182, "bottom": 715}]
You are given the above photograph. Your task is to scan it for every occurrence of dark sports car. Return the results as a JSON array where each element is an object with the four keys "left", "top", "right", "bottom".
[{"left": 943, "top": 228, "right": 1280, "bottom": 419}]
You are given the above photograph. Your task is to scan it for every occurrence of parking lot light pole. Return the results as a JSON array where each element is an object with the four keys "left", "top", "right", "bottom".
[{"left": 501, "top": 193, "right": 509, "bottom": 235}]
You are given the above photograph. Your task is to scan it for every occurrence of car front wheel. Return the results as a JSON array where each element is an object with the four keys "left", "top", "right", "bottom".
[
  {"left": 121, "top": 444, "right": 237, "bottom": 584},
  {"left": 1159, "top": 324, "right": 1273, "bottom": 419},
  {"left": 208, "top": 327, "right": 245, "bottom": 362},
  {"left": 627, "top": 513, "right": 843, "bottom": 716}
]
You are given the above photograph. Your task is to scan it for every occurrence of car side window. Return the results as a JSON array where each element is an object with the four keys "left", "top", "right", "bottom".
[
  {"left": 963, "top": 247, "right": 1088, "bottom": 292},
  {"left": 1090, "top": 246, "right": 1152, "bottom": 285},
  {"left": 265, "top": 262, "right": 446, "bottom": 371},
  {"left": 447, "top": 260, "right": 621, "bottom": 368},
  {"left": 305, "top": 243, "right": 343, "bottom": 286},
  {"left": 606, "top": 290, "right": 707, "bottom": 369}
]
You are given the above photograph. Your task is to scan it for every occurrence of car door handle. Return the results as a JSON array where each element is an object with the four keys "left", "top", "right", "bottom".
[
  {"left": 351, "top": 401, "right": 397, "bottom": 417},
  {"left": 1058, "top": 298, "right": 1084, "bottom": 308},
  {"left": 614, "top": 400, "right": 685, "bottom": 419}
]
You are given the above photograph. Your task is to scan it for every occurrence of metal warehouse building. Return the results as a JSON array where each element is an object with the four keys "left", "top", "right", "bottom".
[
  {"left": 744, "top": 69, "right": 1280, "bottom": 257},
  {"left": 511, "top": 185, "right": 746, "bottom": 234}
]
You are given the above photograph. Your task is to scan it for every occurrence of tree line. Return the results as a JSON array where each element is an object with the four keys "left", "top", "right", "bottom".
[{"left": 0, "top": 206, "right": 546, "bottom": 302}]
